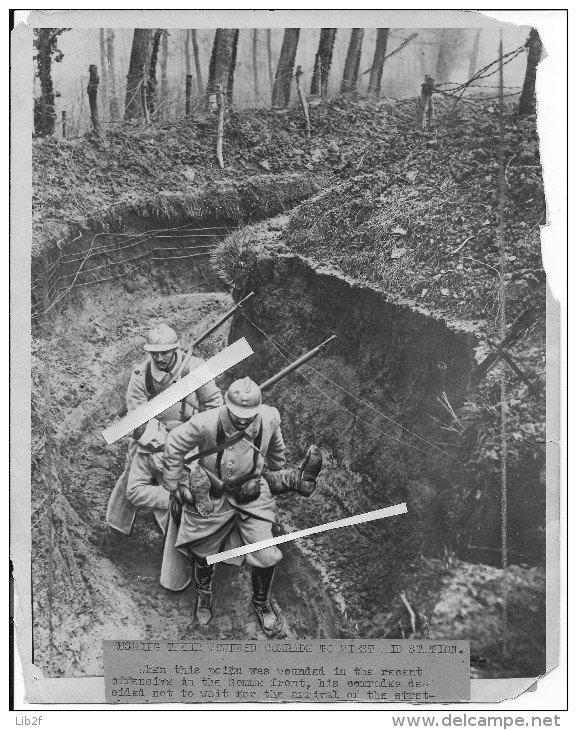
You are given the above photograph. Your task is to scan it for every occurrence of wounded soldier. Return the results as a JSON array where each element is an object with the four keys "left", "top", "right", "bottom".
[
  {"left": 137, "top": 377, "right": 322, "bottom": 633},
  {"left": 106, "top": 322, "right": 223, "bottom": 535}
]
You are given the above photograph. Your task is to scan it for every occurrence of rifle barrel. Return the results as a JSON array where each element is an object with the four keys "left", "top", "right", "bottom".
[
  {"left": 172, "top": 292, "right": 254, "bottom": 383},
  {"left": 192, "top": 291, "right": 254, "bottom": 349},
  {"left": 260, "top": 335, "right": 336, "bottom": 391}
]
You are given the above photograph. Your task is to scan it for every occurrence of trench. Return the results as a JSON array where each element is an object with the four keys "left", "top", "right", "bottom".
[{"left": 31, "top": 216, "right": 546, "bottom": 680}]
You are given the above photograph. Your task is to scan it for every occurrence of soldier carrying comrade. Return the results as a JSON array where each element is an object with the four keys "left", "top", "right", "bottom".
[{"left": 103, "top": 301, "right": 333, "bottom": 632}]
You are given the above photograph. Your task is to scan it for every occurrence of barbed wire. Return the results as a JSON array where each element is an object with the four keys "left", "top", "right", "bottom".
[
  {"left": 32, "top": 41, "right": 529, "bottom": 316},
  {"left": 31, "top": 239, "right": 219, "bottom": 317}
]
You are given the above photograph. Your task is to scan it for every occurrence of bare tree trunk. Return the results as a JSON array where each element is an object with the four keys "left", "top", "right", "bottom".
[
  {"left": 368, "top": 28, "right": 389, "bottom": 96},
  {"left": 252, "top": 29, "right": 259, "bottom": 102},
  {"left": 435, "top": 28, "right": 465, "bottom": 84},
  {"left": 148, "top": 29, "right": 162, "bottom": 116},
  {"left": 226, "top": 29, "right": 240, "bottom": 105},
  {"left": 191, "top": 29, "right": 203, "bottom": 94},
  {"left": 141, "top": 65, "right": 150, "bottom": 127},
  {"left": 272, "top": 28, "right": 300, "bottom": 107},
  {"left": 518, "top": 28, "right": 543, "bottom": 116},
  {"left": 99, "top": 29, "right": 108, "bottom": 115},
  {"left": 341, "top": 28, "right": 364, "bottom": 93},
  {"left": 35, "top": 29, "right": 57, "bottom": 135},
  {"left": 311, "top": 55, "right": 321, "bottom": 96},
  {"left": 215, "top": 83, "right": 225, "bottom": 169},
  {"left": 266, "top": 29, "right": 274, "bottom": 94},
  {"left": 185, "top": 29, "right": 192, "bottom": 78},
  {"left": 206, "top": 28, "right": 238, "bottom": 99},
  {"left": 310, "top": 28, "right": 337, "bottom": 97},
  {"left": 87, "top": 64, "right": 102, "bottom": 134},
  {"left": 186, "top": 74, "right": 193, "bottom": 115},
  {"left": 105, "top": 29, "right": 119, "bottom": 121},
  {"left": 124, "top": 28, "right": 152, "bottom": 120},
  {"left": 468, "top": 28, "right": 482, "bottom": 81},
  {"left": 159, "top": 30, "right": 168, "bottom": 115},
  {"left": 295, "top": 66, "right": 310, "bottom": 138}
]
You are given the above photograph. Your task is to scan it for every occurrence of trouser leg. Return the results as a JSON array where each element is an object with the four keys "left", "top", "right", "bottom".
[{"left": 263, "top": 445, "right": 323, "bottom": 497}]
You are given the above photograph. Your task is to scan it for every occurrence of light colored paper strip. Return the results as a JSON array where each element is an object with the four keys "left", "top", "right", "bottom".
[
  {"left": 102, "top": 337, "right": 253, "bottom": 445},
  {"left": 207, "top": 502, "right": 408, "bottom": 565}
]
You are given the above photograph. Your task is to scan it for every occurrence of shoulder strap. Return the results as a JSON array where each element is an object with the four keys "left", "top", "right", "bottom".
[
  {"left": 251, "top": 423, "right": 263, "bottom": 473},
  {"left": 214, "top": 417, "right": 227, "bottom": 479},
  {"left": 144, "top": 362, "right": 157, "bottom": 400},
  {"left": 178, "top": 361, "right": 194, "bottom": 421}
]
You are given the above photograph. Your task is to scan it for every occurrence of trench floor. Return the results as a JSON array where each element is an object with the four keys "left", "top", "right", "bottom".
[{"left": 34, "top": 282, "right": 345, "bottom": 677}]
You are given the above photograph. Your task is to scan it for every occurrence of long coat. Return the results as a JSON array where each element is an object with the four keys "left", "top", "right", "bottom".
[
  {"left": 160, "top": 404, "right": 287, "bottom": 590},
  {"left": 106, "top": 350, "right": 223, "bottom": 535}
]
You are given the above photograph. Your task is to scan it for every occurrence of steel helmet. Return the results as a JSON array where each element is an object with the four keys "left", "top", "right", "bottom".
[
  {"left": 225, "top": 377, "right": 262, "bottom": 418},
  {"left": 144, "top": 323, "right": 179, "bottom": 352}
]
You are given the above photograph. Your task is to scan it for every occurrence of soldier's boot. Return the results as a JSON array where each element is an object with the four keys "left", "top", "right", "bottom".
[
  {"left": 189, "top": 466, "right": 214, "bottom": 517},
  {"left": 193, "top": 557, "right": 215, "bottom": 626},
  {"left": 264, "top": 445, "right": 323, "bottom": 498},
  {"left": 297, "top": 444, "right": 323, "bottom": 496},
  {"left": 190, "top": 483, "right": 214, "bottom": 517},
  {"left": 251, "top": 566, "right": 278, "bottom": 633}
]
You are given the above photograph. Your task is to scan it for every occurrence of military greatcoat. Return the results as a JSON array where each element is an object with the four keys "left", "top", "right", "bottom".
[
  {"left": 159, "top": 404, "right": 286, "bottom": 590},
  {"left": 106, "top": 349, "right": 223, "bottom": 535}
]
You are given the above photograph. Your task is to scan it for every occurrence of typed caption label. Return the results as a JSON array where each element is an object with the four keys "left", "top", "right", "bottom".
[{"left": 104, "top": 639, "right": 470, "bottom": 704}]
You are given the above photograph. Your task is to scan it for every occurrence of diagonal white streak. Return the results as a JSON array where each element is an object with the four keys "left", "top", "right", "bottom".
[
  {"left": 101, "top": 338, "right": 253, "bottom": 445},
  {"left": 206, "top": 503, "right": 408, "bottom": 565}
]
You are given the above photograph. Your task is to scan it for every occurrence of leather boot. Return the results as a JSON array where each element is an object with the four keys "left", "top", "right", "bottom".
[
  {"left": 298, "top": 444, "right": 322, "bottom": 496},
  {"left": 189, "top": 465, "right": 214, "bottom": 517},
  {"left": 251, "top": 566, "right": 278, "bottom": 632},
  {"left": 194, "top": 557, "right": 215, "bottom": 625},
  {"left": 263, "top": 445, "right": 322, "bottom": 498}
]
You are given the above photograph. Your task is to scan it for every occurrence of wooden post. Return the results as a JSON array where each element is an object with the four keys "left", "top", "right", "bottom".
[
  {"left": 140, "top": 64, "right": 150, "bottom": 127},
  {"left": 185, "top": 74, "right": 193, "bottom": 115},
  {"left": 417, "top": 75, "right": 435, "bottom": 131},
  {"left": 215, "top": 83, "right": 225, "bottom": 169},
  {"left": 87, "top": 64, "right": 102, "bottom": 134},
  {"left": 61, "top": 110, "right": 67, "bottom": 138},
  {"left": 295, "top": 66, "right": 311, "bottom": 139}
]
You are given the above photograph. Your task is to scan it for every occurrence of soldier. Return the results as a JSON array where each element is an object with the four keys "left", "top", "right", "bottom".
[
  {"left": 161, "top": 377, "right": 322, "bottom": 633},
  {"left": 106, "top": 323, "right": 223, "bottom": 535}
]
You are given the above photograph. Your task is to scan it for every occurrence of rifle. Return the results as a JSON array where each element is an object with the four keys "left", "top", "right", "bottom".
[
  {"left": 171, "top": 291, "right": 254, "bottom": 385},
  {"left": 183, "top": 334, "right": 337, "bottom": 465}
]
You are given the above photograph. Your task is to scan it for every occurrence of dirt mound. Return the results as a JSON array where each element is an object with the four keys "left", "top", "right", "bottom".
[{"left": 33, "top": 96, "right": 409, "bottom": 254}]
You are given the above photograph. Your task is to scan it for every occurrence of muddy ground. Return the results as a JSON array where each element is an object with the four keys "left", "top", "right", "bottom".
[
  {"left": 29, "top": 94, "right": 547, "bottom": 684},
  {"left": 31, "top": 245, "right": 545, "bottom": 681},
  {"left": 31, "top": 257, "right": 351, "bottom": 678}
]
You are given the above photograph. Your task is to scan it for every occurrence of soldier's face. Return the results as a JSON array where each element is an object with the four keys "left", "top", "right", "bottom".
[
  {"left": 228, "top": 410, "right": 256, "bottom": 431},
  {"left": 151, "top": 348, "right": 177, "bottom": 371}
]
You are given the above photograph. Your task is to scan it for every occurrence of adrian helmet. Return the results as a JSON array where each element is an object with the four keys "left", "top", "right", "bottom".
[
  {"left": 225, "top": 377, "right": 262, "bottom": 418},
  {"left": 144, "top": 323, "right": 179, "bottom": 352}
]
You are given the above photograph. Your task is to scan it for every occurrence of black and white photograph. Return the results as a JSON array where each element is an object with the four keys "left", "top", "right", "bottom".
[{"left": 11, "top": 8, "right": 566, "bottom": 710}]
